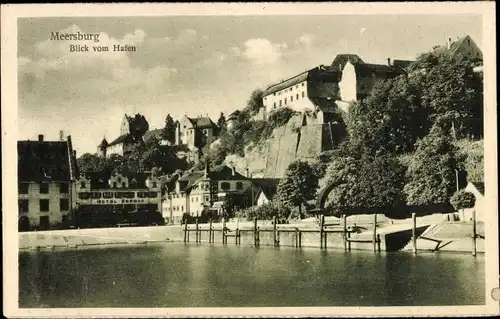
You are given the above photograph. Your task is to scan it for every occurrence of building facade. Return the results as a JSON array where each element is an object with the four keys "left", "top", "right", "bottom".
[
  {"left": 435, "top": 35, "right": 483, "bottom": 61},
  {"left": 18, "top": 134, "right": 78, "bottom": 230},
  {"left": 163, "top": 164, "right": 253, "bottom": 224},
  {"left": 100, "top": 114, "right": 149, "bottom": 157},
  {"left": 75, "top": 171, "right": 162, "bottom": 213}
]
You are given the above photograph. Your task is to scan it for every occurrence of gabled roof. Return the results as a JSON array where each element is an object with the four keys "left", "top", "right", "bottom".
[
  {"left": 97, "top": 137, "right": 108, "bottom": 148},
  {"left": 107, "top": 134, "right": 134, "bottom": 147},
  {"left": 18, "top": 139, "right": 75, "bottom": 182},
  {"left": 187, "top": 117, "right": 216, "bottom": 129},
  {"left": 252, "top": 178, "right": 280, "bottom": 201},
  {"left": 392, "top": 59, "right": 414, "bottom": 69},
  {"left": 80, "top": 171, "right": 156, "bottom": 189},
  {"left": 330, "top": 54, "right": 364, "bottom": 71},
  {"left": 351, "top": 62, "right": 406, "bottom": 77},
  {"left": 470, "top": 182, "right": 485, "bottom": 195}
]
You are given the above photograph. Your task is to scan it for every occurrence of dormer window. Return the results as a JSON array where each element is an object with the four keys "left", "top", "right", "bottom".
[
  {"left": 117, "top": 177, "right": 122, "bottom": 183},
  {"left": 152, "top": 182, "right": 157, "bottom": 188},
  {"left": 121, "top": 182, "right": 126, "bottom": 188},
  {"left": 113, "top": 182, "right": 117, "bottom": 188},
  {"left": 80, "top": 181, "right": 86, "bottom": 188}
]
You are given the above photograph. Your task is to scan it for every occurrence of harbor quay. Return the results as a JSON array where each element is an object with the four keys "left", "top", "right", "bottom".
[{"left": 19, "top": 214, "right": 484, "bottom": 254}]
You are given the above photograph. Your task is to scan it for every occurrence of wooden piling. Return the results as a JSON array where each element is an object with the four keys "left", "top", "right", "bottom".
[
  {"left": 347, "top": 230, "right": 351, "bottom": 251},
  {"left": 195, "top": 218, "right": 199, "bottom": 243},
  {"left": 472, "top": 209, "right": 477, "bottom": 257},
  {"left": 209, "top": 218, "right": 213, "bottom": 243},
  {"left": 183, "top": 221, "right": 188, "bottom": 243},
  {"left": 295, "top": 228, "right": 299, "bottom": 248},
  {"left": 376, "top": 234, "right": 381, "bottom": 252},
  {"left": 320, "top": 215, "right": 325, "bottom": 249},
  {"left": 412, "top": 212, "right": 417, "bottom": 255},
  {"left": 222, "top": 218, "right": 226, "bottom": 245},
  {"left": 273, "top": 216, "right": 277, "bottom": 247},
  {"left": 373, "top": 214, "right": 377, "bottom": 252},
  {"left": 253, "top": 218, "right": 257, "bottom": 246},
  {"left": 256, "top": 226, "right": 260, "bottom": 247},
  {"left": 343, "top": 214, "right": 347, "bottom": 251}
]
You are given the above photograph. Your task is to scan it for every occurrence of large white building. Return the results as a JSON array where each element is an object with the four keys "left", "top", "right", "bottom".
[{"left": 18, "top": 134, "right": 78, "bottom": 230}]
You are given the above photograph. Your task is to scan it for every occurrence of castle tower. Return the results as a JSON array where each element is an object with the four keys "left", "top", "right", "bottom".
[
  {"left": 175, "top": 121, "right": 181, "bottom": 145},
  {"left": 97, "top": 137, "right": 108, "bottom": 157}
]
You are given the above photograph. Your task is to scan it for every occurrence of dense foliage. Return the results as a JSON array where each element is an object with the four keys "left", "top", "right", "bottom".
[
  {"left": 162, "top": 114, "right": 176, "bottom": 144},
  {"left": 450, "top": 190, "right": 476, "bottom": 211},
  {"left": 276, "top": 160, "right": 318, "bottom": 219}
]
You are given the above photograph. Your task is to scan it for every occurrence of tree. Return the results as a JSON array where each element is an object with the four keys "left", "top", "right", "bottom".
[
  {"left": 404, "top": 125, "right": 464, "bottom": 206},
  {"left": 320, "top": 154, "right": 407, "bottom": 218},
  {"left": 129, "top": 113, "right": 149, "bottom": 141},
  {"left": 450, "top": 190, "right": 476, "bottom": 211},
  {"left": 412, "top": 52, "right": 483, "bottom": 139},
  {"left": 276, "top": 160, "right": 318, "bottom": 220},
  {"left": 346, "top": 76, "right": 430, "bottom": 156},
  {"left": 244, "top": 89, "right": 264, "bottom": 115},
  {"left": 162, "top": 114, "right": 176, "bottom": 144},
  {"left": 217, "top": 112, "right": 227, "bottom": 135}
]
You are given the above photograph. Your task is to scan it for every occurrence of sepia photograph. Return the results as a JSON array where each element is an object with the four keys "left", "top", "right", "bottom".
[{"left": 2, "top": 2, "right": 498, "bottom": 318}]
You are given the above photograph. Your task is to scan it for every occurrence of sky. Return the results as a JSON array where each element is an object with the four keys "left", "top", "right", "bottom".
[{"left": 17, "top": 15, "right": 482, "bottom": 155}]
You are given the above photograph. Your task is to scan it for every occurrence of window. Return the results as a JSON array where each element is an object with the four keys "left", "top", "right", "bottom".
[
  {"left": 191, "top": 197, "right": 193, "bottom": 202},
  {"left": 103, "top": 192, "right": 113, "bottom": 198},
  {"left": 78, "top": 192, "right": 90, "bottom": 200},
  {"left": 113, "top": 182, "right": 117, "bottom": 188},
  {"left": 279, "top": 100, "right": 282, "bottom": 106},
  {"left": 296, "top": 94, "right": 299, "bottom": 100},
  {"left": 18, "top": 199, "right": 29, "bottom": 213},
  {"left": 19, "top": 183, "right": 29, "bottom": 194},
  {"left": 59, "top": 183, "right": 69, "bottom": 193},
  {"left": 196, "top": 197, "right": 198, "bottom": 202},
  {"left": 80, "top": 181, "right": 86, "bottom": 188},
  {"left": 302, "top": 91, "right": 305, "bottom": 98},
  {"left": 221, "top": 182, "right": 230, "bottom": 190},
  {"left": 91, "top": 192, "right": 101, "bottom": 199},
  {"left": 117, "top": 177, "right": 122, "bottom": 183},
  {"left": 181, "top": 206, "right": 184, "bottom": 212},
  {"left": 284, "top": 98, "right": 287, "bottom": 104},
  {"left": 152, "top": 182, "right": 157, "bottom": 188},
  {"left": 290, "top": 96, "right": 293, "bottom": 102},
  {"left": 39, "top": 199, "right": 49, "bottom": 212},
  {"left": 121, "top": 182, "right": 126, "bottom": 188},
  {"left": 273, "top": 102, "right": 276, "bottom": 107},
  {"left": 60, "top": 199, "right": 69, "bottom": 211},
  {"left": 296, "top": 85, "right": 299, "bottom": 89},
  {"left": 302, "top": 83, "right": 305, "bottom": 87},
  {"left": 39, "top": 183, "right": 49, "bottom": 194},
  {"left": 236, "top": 182, "right": 243, "bottom": 190},
  {"left": 205, "top": 196, "right": 209, "bottom": 202}
]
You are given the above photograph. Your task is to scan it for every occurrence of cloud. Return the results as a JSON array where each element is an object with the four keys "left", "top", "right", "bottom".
[
  {"left": 241, "top": 38, "right": 286, "bottom": 64},
  {"left": 295, "top": 34, "right": 314, "bottom": 48}
]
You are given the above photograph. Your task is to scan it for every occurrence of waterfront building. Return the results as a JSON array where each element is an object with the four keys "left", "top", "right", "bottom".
[
  {"left": 163, "top": 164, "right": 253, "bottom": 224},
  {"left": 173, "top": 115, "right": 220, "bottom": 163},
  {"left": 75, "top": 171, "right": 162, "bottom": 213},
  {"left": 18, "top": 134, "right": 78, "bottom": 231}
]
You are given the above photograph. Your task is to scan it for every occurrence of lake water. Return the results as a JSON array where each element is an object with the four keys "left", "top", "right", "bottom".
[{"left": 19, "top": 243, "right": 485, "bottom": 307}]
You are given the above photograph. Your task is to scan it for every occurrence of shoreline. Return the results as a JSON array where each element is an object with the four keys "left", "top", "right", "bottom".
[{"left": 18, "top": 221, "right": 484, "bottom": 254}]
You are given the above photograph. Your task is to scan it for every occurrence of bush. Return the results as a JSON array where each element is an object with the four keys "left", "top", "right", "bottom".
[{"left": 450, "top": 190, "right": 476, "bottom": 210}]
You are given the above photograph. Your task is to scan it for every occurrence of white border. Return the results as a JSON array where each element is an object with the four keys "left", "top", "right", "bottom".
[{"left": 2, "top": 2, "right": 498, "bottom": 318}]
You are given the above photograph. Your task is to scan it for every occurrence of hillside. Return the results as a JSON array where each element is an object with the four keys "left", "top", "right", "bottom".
[{"left": 223, "top": 111, "right": 345, "bottom": 178}]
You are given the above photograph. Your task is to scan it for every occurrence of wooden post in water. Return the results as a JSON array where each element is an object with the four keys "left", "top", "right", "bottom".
[
  {"left": 373, "top": 214, "right": 377, "bottom": 252},
  {"left": 222, "top": 217, "right": 226, "bottom": 245},
  {"left": 295, "top": 228, "right": 299, "bottom": 248},
  {"left": 195, "top": 218, "right": 199, "bottom": 243},
  {"left": 253, "top": 218, "right": 258, "bottom": 247},
  {"left": 273, "top": 216, "right": 277, "bottom": 247},
  {"left": 412, "top": 212, "right": 417, "bottom": 255},
  {"left": 320, "top": 215, "right": 325, "bottom": 249},
  {"left": 377, "top": 234, "right": 381, "bottom": 252},
  {"left": 209, "top": 218, "right": 213, "bottom": 243},
  {"left": 347, "top": 230, "right": 351, "bottom": 251},
  {"left": 343, "top": 215, "right": 347, "bottom": 251},
  {"left": 472, "top": 209, "right": 477, "bottom": 257},
  {"left": 183, "top": 220, "right": 188, "bottom": 243}
]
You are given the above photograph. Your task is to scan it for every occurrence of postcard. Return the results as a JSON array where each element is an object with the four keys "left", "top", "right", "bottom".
[{"left": 2, "top": 2, "right": 499, "bottom": 318}]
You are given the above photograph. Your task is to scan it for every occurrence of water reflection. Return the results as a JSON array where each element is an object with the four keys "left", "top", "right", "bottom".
[{"left": 19, "top": 244, "right": 485, "bottom": 308}]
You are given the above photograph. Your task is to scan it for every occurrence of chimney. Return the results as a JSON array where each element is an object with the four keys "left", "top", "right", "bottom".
[
  {"left": 387, "top": 58, "right": 391, "bottom": 66},
  {"left": 59, "top": 130, "right": 64, "bottom": 141},
  {"left": 447, "top": 37, "right": 452, "bottom": 49},
  {"left": 38, "top": 134, "right": 44, "bottom": 142}
]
